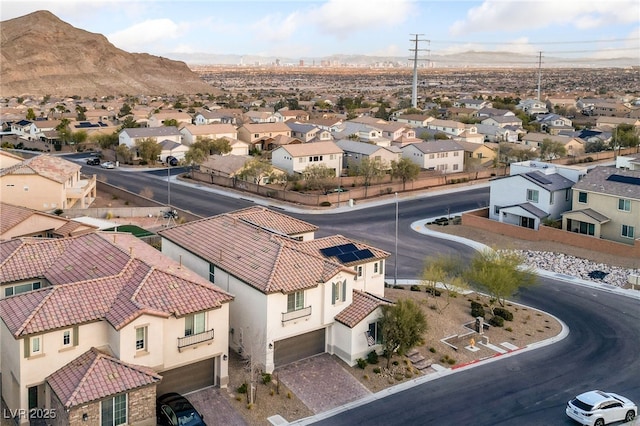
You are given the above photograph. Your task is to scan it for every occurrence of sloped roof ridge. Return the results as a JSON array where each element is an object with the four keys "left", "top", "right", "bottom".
[
  {"left": 64, "top": 347, "right": 102, "bottom": 408},
  {"left": 14, "top": 287, "right": 55, "bottom": 337}
]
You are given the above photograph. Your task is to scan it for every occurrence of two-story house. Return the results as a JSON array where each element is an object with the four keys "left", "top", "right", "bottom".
[
  {"left": 0, "top": 232, "right": 233, "bottom": 424},
  {"left": 401, "top": 140, "right": 465, "bottom": 173},
  {"left": 564, "top": 166, "right": 640, "bottom": 244},
  {"left": 516, "top": 99, "right": 548, "bottom": 115},
  {"left": 158, "top": 207, "right": 391, "bottom": 373},
  {"left": 454, "top": 98, "right": 492, "bottom": 110},
  {"left": 380, "top": 123, "right": 422, "bottom": 145},
  {"left": 0, "top": 152, "right": 96, "bottom": 211},
  {"left": 481, "top": 116, "right": 523, "bottom": 128},
  {"left": 119, "top": 126, "right": 182, "bottom": 148},
  {"left": 336, "top": 140, "right": 401, "bottom": 171},
  {"left": 286, "top": 122, "right": 333, "bottom": 143},
  {"left": 274, "top": 110, "right": 310, "bottom": 122},
  {"left": 520, "top": 133, "right": 585, "bottom": 157},
  {"left": 271, "top": 141, "right": 344, "bottom": 177},
  {"left": 395, "top": 114, "right": 434, "bottom": 128},
  {"left": 535, "top": 113, "right": 574, "bottom": 134},
  {"left": 489, "top": 166, "right": 575, "bottom": 229},
  {"left": 194, "top": 109, "right": 241, "bottom": 125},
  {"left": 179, "top": 123, "right": 239, "bottom": 145},
  {"left": 237, "top": 122, "right": 292, "bottom": 151},
  {"left": 147, "top": 110, "right": 193, "bottom": 127}
]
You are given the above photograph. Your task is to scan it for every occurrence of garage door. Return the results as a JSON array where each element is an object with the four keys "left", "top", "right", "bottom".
[
  {"left": 157, "top": 357, "right": 215, "bottom": 396},
  {"left": 274, "top": 329, "right": 325, "bottom": 367}
]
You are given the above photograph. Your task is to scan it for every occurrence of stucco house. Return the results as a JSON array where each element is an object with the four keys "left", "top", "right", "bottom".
[
  {"left": 147, "top": 110, "right": 193, "bottom": 127},
  {"left": 394, "top": 114, "right": 434, "bottom": 128},
  {"left": 286, "top": 122, "right": 333, "bottom": 143},
  {"left": 271, "top": 141, "right": 344, "bottom": 176},
  {"left": 274, "top": 110, "right": 310, "bottom": 122},
  {"left": 401, "top": 140, "right": 465, "bottom": 173},
  {"left": 158, "top": 207, "right": 391, "bottom": 373},
  {"left": 237, "top": 122, "right": 292, "bottom": 150},
  {"left": 564, "top": 166, "right": 640, "bottom": 244},
  {"left": 489, "top": 166, "right": 575, "bottom": 230},
  {"left": 194, "top": 109, "right": 241, "bottom": 125},
  {"left": 516, "top": 99, "right": 548, "bottom": 115},
  {"left": 336, "top": 140, "right": 401, "bottom": 171},
  {"left": 0, "top": 232, "right": 233, "bottom": 424},
  {"left": 520, "top": 133, "right": 585, "bottom": 157},
  {"left": 119, "top": 126, "right": 182, "bottom": 149},
  {"left": 0, "top": 202, "right": 97, "bottom": 241},
  {"left": 0, "top": 152, "right": 96, "bottom": 211},
  {"left": 179, "top": 123, "right": 239, "bottom": 145}
]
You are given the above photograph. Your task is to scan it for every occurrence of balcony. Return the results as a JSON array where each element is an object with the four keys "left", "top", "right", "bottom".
[
  {"left": 177, "top": 329, "right": 214, "bottom": 352},
  {"left": 281, "top": 306, "right": 312, "bottom": 324}
]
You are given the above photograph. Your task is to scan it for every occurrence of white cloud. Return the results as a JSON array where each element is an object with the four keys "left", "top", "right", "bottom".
[
  {"left": 252, "top": 12, "right": 300, "bottom": 42},
  {"left": 450, "top": 0, "right": 640, "bottom": 35},
  {"left": 313, "top": 0, "right": 414, "bottom": 37},
  {"left": 107, "top": 19, "right": 182, "bottom": 52}
]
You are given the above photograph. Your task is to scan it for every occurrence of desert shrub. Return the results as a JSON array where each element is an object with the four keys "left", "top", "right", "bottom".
[
  {"left": 425, "top": 288, "right": 441, "bottom": 297},
  {"left": 237, "top": 383, "right": 247, "bottom": 394},
  {"left": 494, "top": 307, "right": 514, "bottom": 321},
  {"left": 287, "top": 392, "right": 292, "bottom": 399},
  {"left": 447, "top": 358, "right": 456, "bottom": 365},
  {"left": 489, "top": 315, "right": 505, "bottom": 327},
  {"left": 392, "top": 360, "right": 399, "bottom": 366},
  {"left": 470, "top": 301, "right": 485, "bottom": 318},
  {"left": 246, "top": 403, "right": 253, "bottom": 410},
  {"left": 394, "top": 373, "right": 404, "bottom": 381},
  {"left": 356, "top": 358, "right": 367, "bottom": 369},
  {"left": 393, "top": 285, "right": 404, "bottom": 289},
  {"left": 410, "top": 285, "right": 421, "bottom": 292},
  {"left": 53, "top": 208, "right": 64, "bottom": 216},
  {"left": 320, "top": 201, "right": 332, "bottom": 207},
  {"left": 261, "top": 373, "right": 272, "bottom": 384},
  {"left": 429, "top": 347, "right": 436, "bottom": 353},
  {"left": 505, "top": 327, "right": 513, "bottom": 332},
  {"left": 367, "top": 351, "right": 379, "bottom": 365},
  {"left": 373, "top": 367, "right": 381, "bottom": 374}
]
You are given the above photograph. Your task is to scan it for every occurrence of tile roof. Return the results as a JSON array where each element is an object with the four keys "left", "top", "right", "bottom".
[
  {"left": 0, "top": 154, "right": 80, "bottom": 183},
  {"left": 47, "top": 347, "right": 161, "bottom": 408},
  {"left": 403, "top": 140, "right": 464, "bottom": 154},
  {"left": 0, "top": 233, "right": 233, "bottom": 337},
  {"left": 121, "top": 126, "right": 181, "bottom": 138},
  {"left": 563, "top": 208, "right": 610, "bottom": 223},
  {"left": 277, "top": 141, "right": 343, "bottom": 157},
  {"left": 159, "top": 212, "right": 351, "bottom": 294},
  {"left": 0, "top": 202, "right": 36, "bottom": 234},
  {"left": 334, "top": 290, "right": 392, "bottom": 328},
  {"left": 572, "top": 166, "right": 640, "bottom": 199},
  {"left": 229, "top": 206, "right": 318, "bottom": 236},
  {"left": 181, "top": 123, "right": 237, "bottom": 135}
]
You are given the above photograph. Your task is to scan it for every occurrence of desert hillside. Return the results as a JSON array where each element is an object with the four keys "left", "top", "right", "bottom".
[{"left": 0, "top": 10, "right": 214, "bottom": 97}]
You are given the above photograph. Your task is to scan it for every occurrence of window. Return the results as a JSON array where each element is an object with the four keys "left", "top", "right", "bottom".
[
  {"left": 526, "top": 189, "right": 539, "bottom": 203},
  {"left": 618, "top": 198, "right": 631, "bottom": 212},
  {"left": 622, "top": 225, "right": 635, "bottom": 239},
  {"left": 135, "top": 326, "right": 147, "bottom": 351},
  {"left": 374, "top": 262, "right": 378, "bottom": 274},
  {"left": 287, "top": 291, "right": 304, "bottom": 312},
  {"left": 30, "top": 336, "right": 42, "bottom": 355},
  {"left": 578, "top": 191, "right": 588, "bottom": 203},
  {"left": 185, "top": 312, "right": 206, "bottom": 336},
  {"left": 520, "top": 216, "right": 535, "bottom": 229},
  {"left": 368, "top": 322, "right": 382, "bottom": 345},
  {"left": 453, "top": 164, "right": 459, "bottom": 171},
  {"left": 579, "top": 222, "right": 595, "bottom": 236},
  {"left": 101, "top": 394, "right": 127, "bottom": 426},
  {"left": 332, "top": 280, "right": 347, "bottom": 305},
  {"left": 494, "top": 205, "right": 501, "bottom": 215},
  {"left": 4, "top": 281, "right": 42, "bottom": 297},
  {"left": 298, "top": 157, "right": 304, "bottom": 163},
  {"left": 209, "top": 263, "right": 215, "bottom": 283},
  {"left": 63, "top": 330, "right": 71, "bottom": 346},
  {"left": 565, "top": 189, "right": 571, "bottom": 201},
  {"left": 354, "top": 265, "right": 363, "bottom": 278}
]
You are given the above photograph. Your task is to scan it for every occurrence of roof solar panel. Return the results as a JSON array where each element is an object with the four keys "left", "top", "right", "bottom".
[
  {"left": 353, "top": 249, "right": 374, "bottom": 260},
  {"left": 335, "top": 243, "right": 358, "bottom": 253},
  {"left": 337, "top": 252, "right": 359, "bottom": 263},
  {"left": 607, "top": 174, "right": 640, "bottom": 186},
  {"left": 527, "top": 172, "right": 552, "bottom": 185},
  {"left": 320, "top": 246, "right": 342, "bottom": 257}
]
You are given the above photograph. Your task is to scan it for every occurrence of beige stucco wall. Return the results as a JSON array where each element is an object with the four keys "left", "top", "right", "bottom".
[
  {"left": 0, "top": 215, "right": 67, "bottom": 240},
  {"left": 0, "top": 174, "right": 64, "bottom": 211},
  {"left": 574, "top": 191, "right": 640, "bottom": 244}
]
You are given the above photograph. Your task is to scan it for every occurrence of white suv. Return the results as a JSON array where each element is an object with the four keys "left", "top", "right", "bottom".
[{"left": 566, "top": 390, "right": 636, "bottom": 426}]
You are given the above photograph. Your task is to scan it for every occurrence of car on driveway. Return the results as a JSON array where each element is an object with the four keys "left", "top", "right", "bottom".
[
  {"left": 566, "top": 390, "right": 636, "bottom": 426},
  {"left": 86, "top": 157, "right": 100, "bottom": 165},
  {"left": 156, "top": 392, "right": 206, "bottom": 426},
  {"left": 100, "top": 161, "right": 115, "bottom": 169}
]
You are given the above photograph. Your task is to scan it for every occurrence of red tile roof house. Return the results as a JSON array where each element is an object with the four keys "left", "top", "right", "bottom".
[
  {"left": 0, "top": 232, "right": 233, "bottom": 424},
  {"left": 158, "top": 207, "right": 391, "bottom": 374}
]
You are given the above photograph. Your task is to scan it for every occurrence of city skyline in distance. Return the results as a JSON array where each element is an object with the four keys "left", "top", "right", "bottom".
[{"left": 1, "top": 0, "right": 639, "bottom": 67}]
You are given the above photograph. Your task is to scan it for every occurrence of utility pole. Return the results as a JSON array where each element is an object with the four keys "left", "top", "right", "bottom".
[
  {"left": 409, "top": 34, "right": 430, "bottom": 109},
  {"left": 536, "top": 51, "right": 543, "bottom": 101}
]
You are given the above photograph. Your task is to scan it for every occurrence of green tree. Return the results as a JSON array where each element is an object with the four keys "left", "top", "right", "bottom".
[
  {"left": 163, "top": 118, "right": 179, "bottom": 128},
  {"left": 375, "top": 104, "right": 390, "bottom": 120},
  {"left": 354, "top": 158, "right": 386, "bottom": 197},
  {"left": 539, "top": 138, "right": 567, "bottom": 160},
  {"left": 421, "top": 254, "right": 468, "bottom": 314},
  {"left": 391, "top": 158, "right": 420, "bottom": 191},
  {"left": 238, "top": 158, "right": 273, "bottom": 186},
  {"left": 118, "top": 103, "right": 132, "bottom": 117},
  {"left": 614, "top": 124, "right": 640, "bottom": 152},
  {"left": 466, "top": 249, "right": 536, "bottom": 308},
  {"left": 70, "top": 130, "right": 88, "bottom": 146},
  {"left": 303, "top": 164, "right": 335, "bottom": 193},
  {"left": 464, "top": 156, "right": 484, "bottom": 180},
  {"left": 379, "top": 299, "right": 427, "bottom": 368},
  {"left": 26, "top": 108, "right": 36, "bottom": 120},
  {"left": 76, "top": 105, "right": 87, "bottom": 121},
  {"left": 118, "top": 116, "right": 139, "bottom": 131},
  {"left": 92, "top": 133, "right": 119, "bottom": 150},
  {"left": 135, "top": 137, "right": 162, "bottom": 164},
  {"left": 115, "top": 144, "right": 133, "bottom": 164},
  {"left": 56, "top": 119, "right": 71, "bottom": 144}
]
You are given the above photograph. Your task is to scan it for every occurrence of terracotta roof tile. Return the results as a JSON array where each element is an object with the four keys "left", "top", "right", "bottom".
[
  {"left": 294, "top": 234, "right": 390, "bottom": 266},
  {"left": 229, "top": 206, "right": 318, "bottom": 236},
  {"left": 0, "top": 233, "right": 233, "bottom": 337},
  {"left": 0, "top": 154, "right": 80, "bottom": 183},
  {"left": 47, "top": 347, "right": 161, "bottom": 408},
  {"left": 334, "top": 290, "right": 393, "bottom": 328},
  {"left": 0, "top": 203, "right": 34, "bottom": 234}
]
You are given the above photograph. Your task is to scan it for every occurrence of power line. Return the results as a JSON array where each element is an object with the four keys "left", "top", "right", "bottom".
[{"left": 429, "top": 37, "right": 637, "bottom": 46}]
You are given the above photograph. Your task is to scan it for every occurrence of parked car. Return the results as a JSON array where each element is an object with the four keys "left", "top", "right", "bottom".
[
  {"left": 100, "top": 161, "right": 115, "bottom": 169},
  {"left": 166, "top": 156, "right": 178, "bottom": 166},
  {"left": 566, "top": 390, "right": 636, "bottom": 426},
  {"left": 86, "top": 157, "right": 100, "bottom": 165},
  {"left": 156, "top": 393, "right": 206, "bottom": 426}
]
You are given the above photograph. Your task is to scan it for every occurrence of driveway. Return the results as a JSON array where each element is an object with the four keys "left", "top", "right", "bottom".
[
  {"left": 276, "top": 354, "right": 371, "bottom": 414},
  {"left": 186, "top": 387, "right": 248, "bottom": 426}
]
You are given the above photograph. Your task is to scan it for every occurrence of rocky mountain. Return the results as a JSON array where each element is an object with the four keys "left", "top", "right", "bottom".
[{"left": 0, "top": 10, "right": 214, "bottom": 97}]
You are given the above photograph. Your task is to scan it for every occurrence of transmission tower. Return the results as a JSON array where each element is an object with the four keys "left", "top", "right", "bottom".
[
  {"left": 409, "top": 34, "right": 430, "bottom": 109},
  {"left": 536, "top": 51, "right": 543, "bottom": 101}
]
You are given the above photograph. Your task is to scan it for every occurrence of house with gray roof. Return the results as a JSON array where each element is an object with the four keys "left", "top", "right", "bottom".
[
  {"left": 336, "top": 139, "right": 401, "bottom": 170},
  {"left": 118, "top": 126, "right": 182, "bottom": 148},
  {"left": 400, "top": 140, "right": 465, "bottom": 172},
  {"left": 563, "top": 166, "right": 640, "bottom": 244},
  {"left": 489, "top": 167, "right": 575, "bottom": 230}
]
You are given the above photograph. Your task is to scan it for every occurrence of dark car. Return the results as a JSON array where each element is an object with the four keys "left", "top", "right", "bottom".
[
  {"left": 166, "top": 156, "right": 178, "bottom": 166},
  {"left": 156, "top": 393, "right": 206, "bottom": 426},
  {"left": 86, "top": 157, "right": 100, "bottom": 165}
]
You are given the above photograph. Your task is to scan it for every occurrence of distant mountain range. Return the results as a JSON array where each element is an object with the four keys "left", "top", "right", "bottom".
[{"left": 0, "top": 10, "right": 213, "bottom": 97}]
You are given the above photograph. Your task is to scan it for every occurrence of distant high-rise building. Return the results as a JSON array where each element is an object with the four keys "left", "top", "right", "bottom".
[{"left": 299, "top": 59, "right": 304, "bottom": 67}]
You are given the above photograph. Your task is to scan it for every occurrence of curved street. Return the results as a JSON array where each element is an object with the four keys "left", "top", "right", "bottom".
[{"left": 81, "top": 160, "right": 640, "bottom": 425}]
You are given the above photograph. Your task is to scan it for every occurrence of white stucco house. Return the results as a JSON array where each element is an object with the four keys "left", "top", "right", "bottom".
[
  {"left": 271, "top": 141, "right": 344, "bottom": 176},
  {"left": 401, "top": 140, "right": 465, "bottom": 173},
  {"left": 158, "top": 207, "right": 391, "bottom": 373},
  {"left": 179, "top": 123, "right": 239, "bottom": 145},
  {"left": 119, "top": 126, "right": 182, "bottom": 148}
]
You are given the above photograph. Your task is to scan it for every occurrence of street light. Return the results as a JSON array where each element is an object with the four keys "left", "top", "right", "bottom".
[
  {"left": 167, "top": 148, "right": 173, "bottom": 207},
  {"left": 394, "top": 192, "right": 398, "bottom": 287}
]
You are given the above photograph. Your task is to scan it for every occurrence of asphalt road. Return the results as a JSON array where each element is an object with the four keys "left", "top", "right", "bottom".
[{"left": 75, "top": 157, "right": 640, "bottom": 425}]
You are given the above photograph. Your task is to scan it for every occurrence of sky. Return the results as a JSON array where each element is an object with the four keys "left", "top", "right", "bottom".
[{"left": 2, "top": 0, "right": 639, "bottom": 63}]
